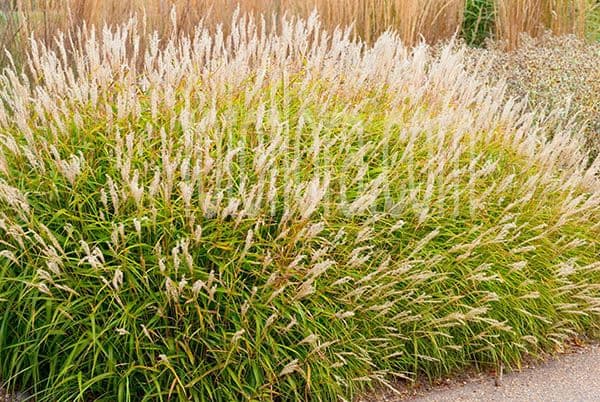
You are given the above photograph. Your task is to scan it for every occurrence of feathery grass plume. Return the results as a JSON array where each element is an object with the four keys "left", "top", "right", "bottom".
[{"left": 0, "top": 12, "right": 599, "bottom": 401}]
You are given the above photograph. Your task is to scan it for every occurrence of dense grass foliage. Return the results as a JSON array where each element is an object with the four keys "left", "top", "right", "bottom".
[{"left": 0, "top": 16, "right": 599, "bottom": 401}]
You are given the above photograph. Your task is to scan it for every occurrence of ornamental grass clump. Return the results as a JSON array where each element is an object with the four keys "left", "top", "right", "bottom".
[{"left": 0, "top": 14, "right": 599, "bottom": 401}]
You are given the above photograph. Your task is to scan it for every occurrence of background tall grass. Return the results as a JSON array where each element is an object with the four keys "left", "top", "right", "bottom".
[
  {"left": 1, "top": 0, "right": 597, "bottom": 69},
  {"left": 495, "top": 0, "right": 589, "bottom": 48},
  {"left": 0, "top": 0, "right": 465, "bottom": 50}
]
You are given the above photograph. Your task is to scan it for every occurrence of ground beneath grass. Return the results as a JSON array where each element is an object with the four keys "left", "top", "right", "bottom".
[{"left": 0, "top": 388, "right": 26, "bottom": 402}]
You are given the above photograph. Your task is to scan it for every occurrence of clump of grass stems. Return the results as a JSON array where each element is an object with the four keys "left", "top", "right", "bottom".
[{"left": 0, "top": 13, "right": 599, "bottom": 401}]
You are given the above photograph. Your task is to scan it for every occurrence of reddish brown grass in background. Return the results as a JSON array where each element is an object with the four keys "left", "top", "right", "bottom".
[
  {"left": 495, "top": 0, "right": 589, "bottom": 49},
  {"left": 2, "top": 0, "right": 464, "bottom": 64},
  {"left": 0, "top": 0, "right": 592, "bottom": 67}
]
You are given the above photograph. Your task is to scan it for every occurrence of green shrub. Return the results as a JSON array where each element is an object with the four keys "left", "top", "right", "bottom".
[
  {"left": 587, "top": 0, "right": 600, "bottom": 41},
  {"left": 462, "top": 0, "right": 496, "bottom": 46},
  {"left": 0, "top": 17, "right": 599, "bottom": 401}
]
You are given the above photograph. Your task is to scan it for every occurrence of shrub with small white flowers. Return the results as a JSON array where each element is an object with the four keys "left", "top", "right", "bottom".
[{"left": 465, "top": 33, "right": 600, "bottom": 158}]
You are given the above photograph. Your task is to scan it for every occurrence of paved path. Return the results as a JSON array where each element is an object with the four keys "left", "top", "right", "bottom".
[{"left": 402, "top": 344, "right": 600, "bottom": 402}]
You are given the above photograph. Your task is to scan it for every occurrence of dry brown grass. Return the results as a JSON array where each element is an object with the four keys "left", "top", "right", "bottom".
[
  {"left": 1, "top": 0, "right": 465, "bottom": 64},
  {"left": 495, "top": 0, "right": 589, "bottom": 49},
  {"left": 0, "top": 0, "right": 594, "bottom": 68},
  {"left": 285, "top": 0, "right": 465, "bottom": 44}
]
